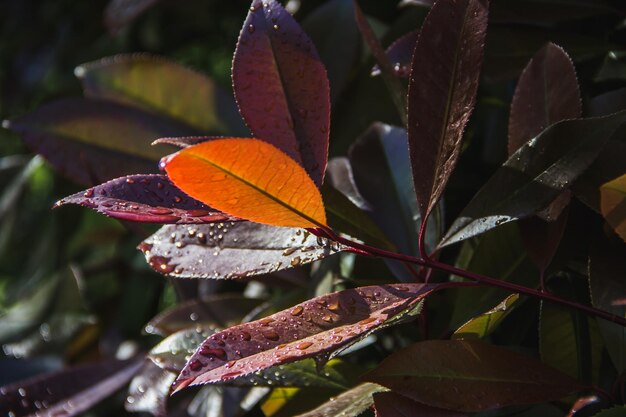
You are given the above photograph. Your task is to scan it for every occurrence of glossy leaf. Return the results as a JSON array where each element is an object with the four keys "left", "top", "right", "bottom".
[
  {"left": 173, "top": 284, "right": 439, "bottom": 390},
  {"left": 371, "top": 30, "right": 419, "bottom": 78},
  {"left": 440, "top": 112, "right": 626, "bottom": 247},
  {"left": 374, "top": 392, "right": 466, "bottom": 417},
  {"left": 141, "top": 222, "right": 342, "bottom": 279},
  {"left": 600, "top": 174, "right": 626, "bottom": 242},
  {"left": 164, "top": 138, "right": 326, "bottom": 228},
  {"left": 232, "top": 0, "right": 330, "bottom": 186},
  {"left": 125, "top": 361, "right": 176, "bottom": 417},
  {"left": 4, "top": 98, "right": 188, "bottom": 185},
  {"left": 78, "top": 54, "right": 245, "bottom": 135},
  {"left": 0, "top": 359, "right": 142, "bottom": 417},
  {"left": 453, "top": 294, "right": 519, "bottom": 339},
  {"left": 408, "top": 0, "right": 488, "bottom": 221},
  {"left": 55, "top": 174, "right": 237, "bottom": 224},
  {"left": 150, "top": 326, "right": 217, "bottom": 372},
  {"left": 296, "top": 383, "right": 387, "bottom": 417},
  {"left": 365, "top": 339, "right": 582, "bottom": 412}
]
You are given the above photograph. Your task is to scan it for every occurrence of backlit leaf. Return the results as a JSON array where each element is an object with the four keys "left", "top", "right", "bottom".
[
  {"left": 173, "top": 284, "right": 439, "bottom": 390},
  {"left": 374, "top": 392, "right": 466, "bottom": 417},
  {"left": 56, "top": 174, "right": 237, "bottom": 224},
  {"left": 453, "top": 294, "right": 519, "bottom": 339},
  {"left": 150, "top": 326, "right": 217, "bottom": 372},
  {"left": 77, "top": 54, "right": 245, "bottom": 135},
  {"left": 141, "top": 222, "right": 342, "bottom": 279},
  {"left": 371, "top": 30, "right": 419, "bottom": 78},
  {"left": 600, "top": 174, "right": 626, "bottom": 242},
  {"left": 440, "top": 112, "right": 626, "bottom": 247},
  {"left": 4, "top": 98, "right": 189, "bottom": 185},
  {"left": 164, "top": 138, "right": 327, "bottom": 228},
  {"left": 125, "top": 361, "right": 177, "bottom": 417},
  {"left": 296, "top": 383, "right": 387, "bottom": 417},
  {"left": 364, "top": 339, "right": 582, "bottom": 412},
  {"left": 0, "top": 359, "right": 142, "bottom": 417},
  {"left": 232, "top": 0, "right": 330, "bottom": 186},
  {"left": 408, "top": 0, "right": 488, "bottom": 221}
]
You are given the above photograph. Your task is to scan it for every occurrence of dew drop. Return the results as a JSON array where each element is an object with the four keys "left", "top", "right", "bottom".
[
  {"left": 290, "top": 256, "right": 301, "bottom": 267},
  {"left": 321, "top": 315, "right": 333, "bottom": 323},
  {"left": 199, "top": 346, "right": 227, "bottom": 360},
  {"left": 240, "top": 331, "right": 252, "bottom": 341},
  {"left": 296, "top": 341, "right": 313, "bottom": 350},
  {"left": 262, "top": 330, "right": 280, "bottom": 341},
  {"left": 290, "top": 305, "right": 304, "bottom": 316},
  {"left": 126, "top": 178, "right": 135, "bottom": 184},
  {"left": 327, "top": 301, "right": 340, "bottom": 312},
  {"left": 83, "top": 189, "right": 94, "bottom": 198},
  {"left": 189, "top": 360, "right": 203, "bottom": 371},
  {"left": 282, "top": 247, "right": 298, "bottom": 256},
  {"left": 225, "top": 360, "right": 236, "bottom": 368},
  {"left": 248, "top": 24, "right": 255, "bottom": 33},
  {"left": 260, "top": 317, "right": 275, "bottom": 326}
]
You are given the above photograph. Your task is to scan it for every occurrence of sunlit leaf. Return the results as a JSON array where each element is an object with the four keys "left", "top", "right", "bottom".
[
  {"left": 600, "top": 174, "right": 626, "bottom": 242},
  {"left": 78, "top": 54, "right": 245, "bottom": 135},
  {"left": 374, "top": 392, "right": 466, "bottom": 417},
  {"left": 125, "top": 361, "right": 177, "bottom": 417},
  {"left": 4, "top": 98, "right": 188, "bottom": 185},
  {"left": 232, "top": 0, "right": 330, "bottom": 186},
  {"left": 440, "top": 112, "right": 626, "bottom": 247},
  {"left": 0, "top": 359, "right": 143, "bottom": 417},
  {"left": 164, "top": 138, "right": 327, "bottom": 228},
  {"left": 408, "top": 0, "right": 488, "bottom": 222},
  {"left": 141, "top": 222, "right": 342, "bottom": 279},
  {"left": 453, "top": 294, "right": 519, "bottom": 339},
  {"left": 173, "top": 284, "right": 439, "bottom": 390},
  {"left": 364, "top": 339, "right": 583, "bottom": 412},
  {"left": 295, "top": 383, "right": 387, "bottom": 417},
  {"left": 149, "top": 326, "right": 217, "bottom": 372},
  {"left": 56, "top": 174, "right": 237, "bottom": 224}
]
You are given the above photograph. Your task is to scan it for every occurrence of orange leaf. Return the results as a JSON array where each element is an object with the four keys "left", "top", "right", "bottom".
[
  {"left": 601, "top": 173, "right": 626, "bottom": 242},
  {"left": 164, "top": 138, "right": 327, "bottom": 228}
]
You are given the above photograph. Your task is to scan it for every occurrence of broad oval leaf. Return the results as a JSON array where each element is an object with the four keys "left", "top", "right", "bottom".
[
  {"left": 55, "top": 174, "right": 237, "bottom": 224},
  {"left": 295, "top": 383, "right": 387, "bottom": 417},
  {"left": 232, "top": 0, "right": 330, "bottom": 186},
  {"left": 440, "top": 112, "right": 626, "bottom": 247},
  {"left": 173, "top": 284, "right": 439, "bottom": 391},
  {"left": 0, "top": 359, "right": 142, "bottom": 417},
  {"left": 4, "top": 98, "right": 189, "bottom": 185},
  {"left": 364, "top": 339, "right": 583, "bottom": 412},
  {"left": 408, "top": 0, "right": 489, "bottom": 221},
  {"left": 164, "top": 138, "right": 327, "bottom": 228},
  {"left": 374, "top": 392, "right": 467, "bottom": 417},
  {"left": 77, "top": 54, "right": 245, "bottom": 135},
  {"left": 601, "top": 174, "right": 626, "bottom": 242},
  {"left": 141, "top": 222, "right": 342, "bottom": 279}
]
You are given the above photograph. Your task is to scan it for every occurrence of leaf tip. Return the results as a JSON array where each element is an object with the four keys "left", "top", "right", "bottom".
[{"left": 170, "top": 377, "right": 193, "bottom": 395}]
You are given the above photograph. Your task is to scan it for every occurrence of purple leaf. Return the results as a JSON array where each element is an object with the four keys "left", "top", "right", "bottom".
[
  {"left": 4, "top": 98, "right": 192, "bottom": 186},
  {"left": 371, "top": 30, "right": 419, "bottom": 78},
  {"left": 55, "top": 174, "right": 237, "bottom": 224},
  {"left": 374, "top": 392, "right": 467, "bottom": 417},
  {"left": 125, "top": 360, "right": 177, "bottom": 417},
  {"left": 232, "top": 0, "right": 330, "bottom": 186},
  {"left": 173, "top": 284, "right": 439, "bottom": 390},
  {"left": 140, "top": 222, "right": 344, "bottom": 278},
  {"left": 104, "top": 0, "right": 160, "bottom": 34},
  {"left": 408, "top": 0, "right": 489, "bottom": 221},
  {"left": 150, "top": 326, "right": 217, "bottom": 373},
  {"left": 0, "top": 358, "right": 142, "bottom": 417}
]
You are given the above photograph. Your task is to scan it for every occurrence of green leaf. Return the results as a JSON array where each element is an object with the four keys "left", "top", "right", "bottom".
[
  {"left": 453, "top": 293, "right": 519, "bottom": 339},
  {"left": 592, "top": 407, "right": 626, "bottom": 417},
  {"left": 294, "top": 382, "right": 387, "bottom": 417}
]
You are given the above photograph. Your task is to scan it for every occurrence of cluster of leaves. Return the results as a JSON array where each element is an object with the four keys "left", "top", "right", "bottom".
[{"left": 2, "top": 0, "right": 626, "bottom": 416}]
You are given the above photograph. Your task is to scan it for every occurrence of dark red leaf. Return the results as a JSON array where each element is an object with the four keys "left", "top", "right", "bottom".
[
  {"left": 0, "top": 359, "right": 142, "bottom": 417},
  {"left": 374, "top": 392, "right": 467, "bottom": 417},
  {"left": 371, "top": 30, "right": 419, "bottom": 78},
  {"left": 408, "top": 0, "right": 489, "bottom": 221},
  {"left": 297, "top": 383, "right": 387, "bottom": 417},
  {"left": 232, "top": 0, "right": 330, "bottom": 186},
  {"left": 140, "top": 222, "right": 343, "bottom": 279},
  {"left": 519, "top": 207, "right": 569, "bottom": 275},
  {"left": 55, "top": 174, "right": 237, "bottom": 224},
  {"left": 173, "top": 284, "right": 439, "bottom": 391}
]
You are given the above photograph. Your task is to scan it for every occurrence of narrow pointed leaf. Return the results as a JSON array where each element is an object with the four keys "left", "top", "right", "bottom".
[
  {"left": 55, "top": 174, "right": 237, "bottom": 224},
  {"left": 173, "top": 284, "right": 439, "bottom": 390},
  {"left": 374, "top": 392, "right": 466, "bottom": 417},
  {"left": 141, "top": 222, "right": 342, "bottom": 279},
  {"left": 365, "top": 339, "right": 582, "bottom": 412},
  {"left": 440, "top": 112, "right": 626, "bottom": 247},
  {"left": 295, "top": 383, "right": 387, "bottom": 417},
  {"left": 371, "top": 30, "right": 419, "bottom": 78},
  {"left": 408, "top": 0, "right": 489, "bottom": 221},
  {"left": 78, "top": 54, "right": 245, "bottom": 135},
  {"left": 164, "top": 138, "right": 327, "bottom": 228},
  {"left": 150, "top": 326, "right": 217, "bottom": 372},
  {"left": 601, "top": 174, "right": 626, "bottom": 242},
  {"left": 0, "top": 359, "right": 142, "bottom": 417},
  {"left": 4, "top": 98, "right": 189, "bottom": 185},
  {"left": 232, "top": 0, "right": 330, "bottom": 186},
  {"left": 520, "top": 209, "right": 569, "bottom": 273},
  {"left": 453, "top": 293, "right": 519, "bottom": 339}
]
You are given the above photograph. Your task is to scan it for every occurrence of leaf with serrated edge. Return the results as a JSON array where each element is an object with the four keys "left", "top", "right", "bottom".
[
  {"left": 440, "top": 111, "right": 626, "bottom": 248},
  {"left": 141, "top": 223, "right": 343, "bottom": 279},
  {"left": 408, "top": 0, "right": 488, "bottom": 221},
  {"left": 164, "top": 138, "right": 326, "bottom": 228},
  {"left": 173, "top": 284, "right": 439, "bottom": 391},
  {"left": 0, "top": 359, "right": 142, "bottom": 417},
  {"left": 55, "top": 174, "right": 237, "bottom": 224},
  {"left": 232, "top": 0, "right": 330, "bottom": 186},
  {"left": 365, "top": 339, "right": 582, "bottom": 412},
  {"left": 296, "top": 383, "right": 387, "bottom": 417},
  {"left": 601, "top": 174, "right": 626, "bottom": 242}
]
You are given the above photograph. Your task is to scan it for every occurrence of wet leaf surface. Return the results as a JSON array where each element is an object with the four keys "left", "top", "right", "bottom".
[
  {"left": 164, "top": 138, "right": 327, "bottom": 228},
  {"left": 150, "top": 325, "right": 217, "bottom": 372},
  {"left": 371, "top": 30, "right": 419, "bottom": 78},
  {"left": 141, "top": 222, "right": 343, "bottom": 279},
  {"left": 0, "top": 358, "right": 142, "bottom": 417},
  {"left": 125, "top": 360, "right": 177, "bottom": 417},
  {"left": 441, "top": 112, "right": 626, "bottom": 247},
  {"left": 174, "top": 284, "right": 439, "bottom": 390},
  {"left": 296, "top": 382, "right": 387, "bottom": 417},
  {"left": 4, "top": 98, "right": 190, "bottom": 185},
  {"left": 232, "top": 0, "right": 330, "bottom": 186},
  {"left": 78, "top": 54, "right": 245, "bottom": 135},
  {"left": 364, "top": 339, "right": 582, "bottom": 412},
  {"left": 56, "top": 174, "right": 237, "bottom": 224},
  {"left": 408, "top": 0, "right": 489, "bottom": 221}
]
